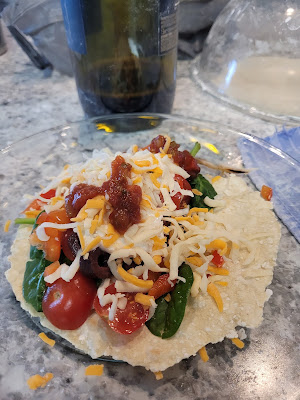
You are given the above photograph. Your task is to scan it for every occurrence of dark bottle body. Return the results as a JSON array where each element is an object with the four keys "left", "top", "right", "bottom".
[{"left": 61, "top": 0, "right": 178, "bottom": 117}]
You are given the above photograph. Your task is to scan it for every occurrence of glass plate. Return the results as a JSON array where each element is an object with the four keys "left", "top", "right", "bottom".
[
  {"left": 1, "top": 114, "right": 299, "bottom": 397},
  {"left": 191, "top": 0, "right": 300, "bottom": 125}
]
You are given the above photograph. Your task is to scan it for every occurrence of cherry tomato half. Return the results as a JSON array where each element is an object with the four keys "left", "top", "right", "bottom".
[
  {"left": 171, "top": 174, "right": 192, "bottom": 209},
  {"left": 93, "top": 284, "right": 149, "bottom": 335},
  {"left": 42, "top": 271, "right": 97, "bottom": 330}
]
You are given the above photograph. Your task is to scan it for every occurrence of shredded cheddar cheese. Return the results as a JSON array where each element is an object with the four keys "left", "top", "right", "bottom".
[
  {"left": 135, "top": 293, "right": 155, "bottom": 306},
  {"left": 199, "top": 346, "right": 209, "bottom": 362},
  {"left": 25, "top": 210, "right": 41, "bottom": 218},
  {"left": 117, "top": 266, "right": 153, "bottom": 289},
  {"left": 89, "top": 215, "right": 99, "bottom": 235},
  {"left": 4, "top": 220, "right": 11, "bottom": 232},
  {"left": 186, "top": 256, "right": 204, "bottom": 267},
  {"left": 215, "top": 281, "right": 228, "bottom": 286},
  {"left": 207, "top": 282, "right": 223, "bottom": 312},
  {"left": 38, "top": 332, "right": 55, "bottom": 347},
  {"left": 231, "top": 338, "right": 245, "bottom": 349},
  {"left": 211, "top": 175, "right": 221, "bottom": 183},
  {"left": 27, "top": 373, "right": 54, "bottom": 390},
  {"left": 81, "top": 237, "right": 102, "bottom": 256},
  {"left": 154, "top": 371, "right": 164, "bottom": 380},
  {"left": 192, "top": 188, "right": 203, "bottom": 196},
  {"left": 206, "top": 239, "right": 228, "bottom": 256},
  {"left": 187, "top": 207, "right": 209, "bottom": 216},
  {"left": 207, "top": 266, "right": 229, "bottom": 276},
  {"left": 133, "top": 255, "right": 142, "bottom": 265},
  {"left": 85, "top": 364, "right": 104, "bottom": 376},
  {"left": 164, "top": 293, "right": 171, "bottom": 302},
  {"left": 153, "top": 255, "right": 162, "bottom": 264}
]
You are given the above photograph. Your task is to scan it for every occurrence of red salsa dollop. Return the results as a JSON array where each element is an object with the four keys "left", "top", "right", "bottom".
[
  {"left": 146, "top": 135, "right": 200, "bottom": 179},
  {"left": 65, "top": 155, "right": 142, "bottom": 234}
]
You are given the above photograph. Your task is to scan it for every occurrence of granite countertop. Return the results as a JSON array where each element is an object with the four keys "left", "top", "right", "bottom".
[{"left": 0, "top": 30, "right": 299, "bottom": 400}]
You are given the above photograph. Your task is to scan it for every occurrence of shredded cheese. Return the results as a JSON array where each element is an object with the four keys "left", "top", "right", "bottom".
[
  {"left": 207, "top": 282, "right": 223, "bottom": 312},
  {"left": 117, "top": 266, "right": 153, "bottom": 289},
  {"left": 38, "top": 332, "right": 55, "bottom": 347},
  {"left": 25, "top": 210, "right": 41, "bottom": 218},
  {"left": 187, "top": 207, "right": 208, "bottom": 216},
  {"left": 211, "top": 175, "right": 221, "bottom": 183},
  {"left": 81, "top": 237, "right": 102, "bottom": 255},
  {"left": 215, "top": 281, "right": 228, "bottom": 286},
  {"left": 206, "top": 239, "right": 228, "bottom": 255},
  {"left": 207, "top": 266, "right": 229, "bottom": 276},
  {"left": 4, "top": 220, "right": 11, "bottom": 232},
  {"left": 199, "top": 346, "right": 209, "bottom": 362},
  {"left": 85, "top": 364, "right": 104, "bottom": 376},
  {"left": 27, "top": 373, "right": 54, "bottom": 390},
  {"left": 192, "top": 188, "right": 203, "bottom": 196},
  {"left": 231, "top": 338, "right": 245, "bottom": 349},
  {"left": 154, "top": 371, "right": 164, "bottom": 380},
  {"left": 162, "top": 135, "right": 171, "bottom": 153},
  {"left": 135, "top": 293, "right": 155, "bottom": 306}
]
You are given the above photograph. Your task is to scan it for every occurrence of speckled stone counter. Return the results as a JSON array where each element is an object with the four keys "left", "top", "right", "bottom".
[{"left": 0, "top": 30, "right": 299, "bottom": 400}]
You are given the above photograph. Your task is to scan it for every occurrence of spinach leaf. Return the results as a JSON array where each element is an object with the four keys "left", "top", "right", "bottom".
[
  {"left": 190, "top": 173, "right": 217, "bottom": 209},
  {"left": 23, "top": 211, "right": 51, "bottom": 312},
  {"left": 146, "top": 264, "right": 194, "bottom": 339},
  {"left": 146, "top": 297, "right": 169, "bottom": 337},
  {"left": 23, "top": 253, "right": 51, "bottom": 312}
]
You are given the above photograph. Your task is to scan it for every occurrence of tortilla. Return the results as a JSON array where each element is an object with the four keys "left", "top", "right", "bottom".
[{"left": 6, "top": 175, "right": 280, "bottom": 372}]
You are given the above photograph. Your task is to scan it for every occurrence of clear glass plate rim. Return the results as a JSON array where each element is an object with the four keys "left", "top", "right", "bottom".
[{"left": 1, "top": 113, "right": 299, "bottom": 169}]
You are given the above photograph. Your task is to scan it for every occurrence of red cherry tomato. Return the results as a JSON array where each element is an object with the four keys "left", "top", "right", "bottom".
[
  {"left": 171, "top": 174, "right": 192, "bottom": 209},
  {"left": 93, "top": 284, "right": 149, "bottom": 334},
  {"left": 148, "top": 273, "right": 176, "bottom": 299},
  {"left": 42, "top": 272, "right": 97, "bottom": 330}
]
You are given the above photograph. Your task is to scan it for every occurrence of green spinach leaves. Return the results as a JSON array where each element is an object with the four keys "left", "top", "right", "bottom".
[
  {"left": 146, "top": 264, "right": 194, "bottom": 339},
  {"left": 23, "top": 211, "right": 51, "bottom": 312},
  {"left": 23, "top": 249, "right": 51, "bottom": 312},
  {"left": 190, "top": 173, "right": 217, "bottom": 209}
]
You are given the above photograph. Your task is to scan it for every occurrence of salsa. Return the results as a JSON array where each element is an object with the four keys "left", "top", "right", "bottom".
[{"left": 65, "top": 155, "right": 142, "bottom": 234}]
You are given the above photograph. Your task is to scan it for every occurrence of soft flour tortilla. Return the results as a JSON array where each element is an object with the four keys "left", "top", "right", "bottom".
[{"left": 6, "top": 176, "right": 281, "bottom": 372}]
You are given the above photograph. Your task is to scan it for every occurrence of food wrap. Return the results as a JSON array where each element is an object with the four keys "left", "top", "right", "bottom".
[{"left": 6, "top": 175, "right": 280, "bottom": 372}]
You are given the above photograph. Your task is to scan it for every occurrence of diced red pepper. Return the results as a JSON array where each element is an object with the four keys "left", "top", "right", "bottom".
[
  {"left": 261, "top": 185, "right": 273, "bottom": 201},
  {"left": 40, "top": 189, "right": 56, "bottom": 199},
  {"left": 22, "top": 189, "right": 56, "bottom": 214},
  {"left": 211, "top": 250, "right": 224, "bottom": 268}
]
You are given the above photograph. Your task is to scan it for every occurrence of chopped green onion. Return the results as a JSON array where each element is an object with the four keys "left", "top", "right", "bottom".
[
  {"left": 14, "top": 218, "right": 36, "bottom": 225},
  {"left": 190, "top": 142, "right": 201, "bottom": 157}
]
